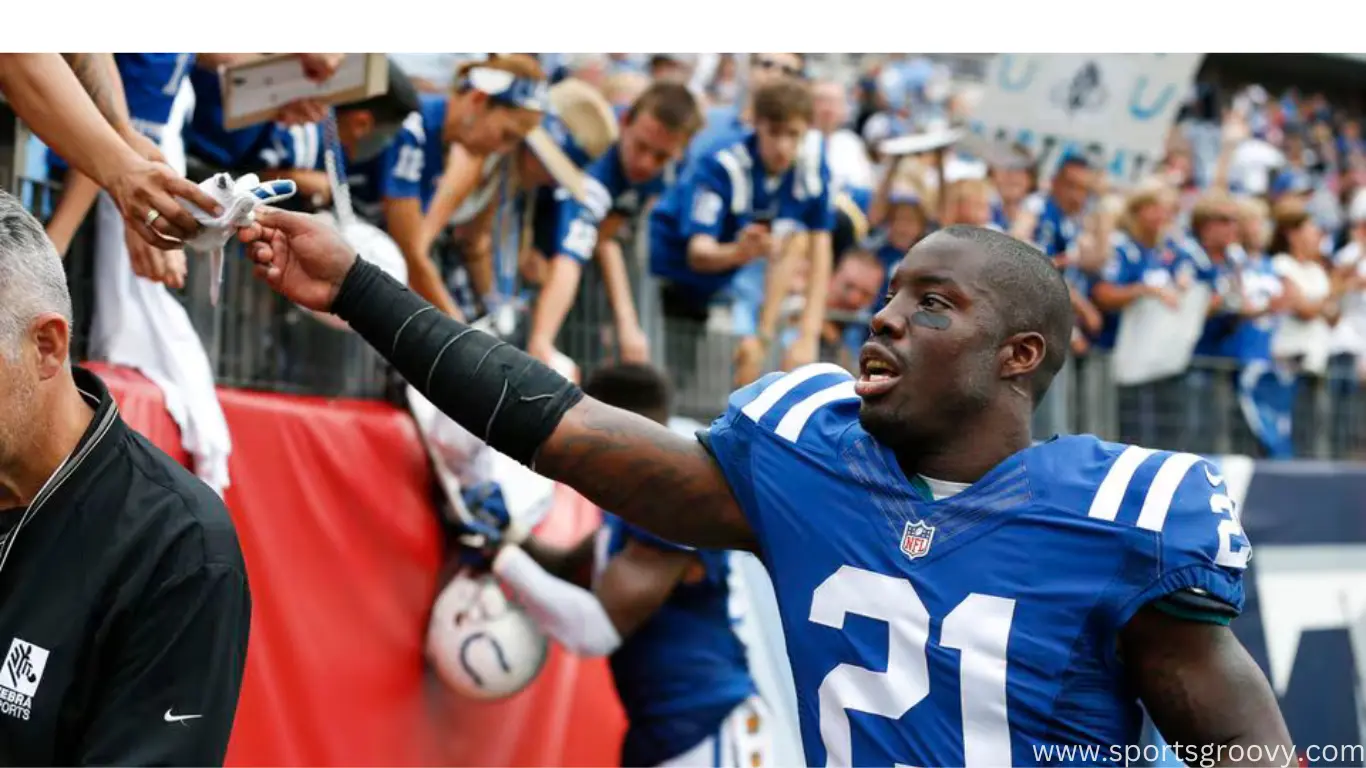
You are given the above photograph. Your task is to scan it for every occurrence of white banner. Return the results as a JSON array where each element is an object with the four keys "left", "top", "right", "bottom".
[{"left": 971, "top": 54, "right": 1204, "bottom": 184}]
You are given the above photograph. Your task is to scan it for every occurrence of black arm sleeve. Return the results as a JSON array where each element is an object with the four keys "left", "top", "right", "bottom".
[
  {"left": 331, "top": 258, "right": 583, "bottom": 466},
  {"left": 77, "top": 563, "right": 251, "bottom": 766}
]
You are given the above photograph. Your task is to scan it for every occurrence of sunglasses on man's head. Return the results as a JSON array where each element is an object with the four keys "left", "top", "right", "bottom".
[{"left": 753, "top": 57, "right": 804, "bottom": 78}]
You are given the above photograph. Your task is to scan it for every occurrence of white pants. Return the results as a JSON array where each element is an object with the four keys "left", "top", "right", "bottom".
[{"left": 658, "top": 696, "right": 774, "bottom": 768}]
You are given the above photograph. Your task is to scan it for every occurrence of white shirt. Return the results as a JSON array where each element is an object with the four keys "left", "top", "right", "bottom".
[{"left": 1271, "top": 252, "right": 1333, "bottom": 374}]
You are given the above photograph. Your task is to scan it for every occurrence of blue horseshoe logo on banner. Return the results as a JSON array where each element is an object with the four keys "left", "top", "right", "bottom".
[
  {"left": 997, "top": 54, "right": 1038, "bottom": 92},
  {"left": 1130, "top": 76, "right": 1177, "bottom": 121}
]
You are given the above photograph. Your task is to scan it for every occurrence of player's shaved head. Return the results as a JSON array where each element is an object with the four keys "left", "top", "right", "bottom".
[{"left": 936, "top": 225, "right": 1072, "bottom": 402}]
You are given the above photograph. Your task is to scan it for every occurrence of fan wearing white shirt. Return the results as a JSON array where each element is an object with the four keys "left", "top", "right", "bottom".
[{"left": 1268, "top": 201, "right": 1338, "bottom": 377}]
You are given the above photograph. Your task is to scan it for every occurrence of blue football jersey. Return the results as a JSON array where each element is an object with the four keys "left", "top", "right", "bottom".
[
  {"left": 650, "top": 130, "right": 834, "bottom": 304},
  {"left": 553, "top": 142, "right": 674, "bottom": 264},
  {"left": 185, "top": 64, "right": 267, "bottom": 168},
  {"left": 116, "top": 53, "right": 195, "bottom": 127},
  {"left": 595, "top": 513, "right": 756, "bottom": 766},
  {"left": 49, "top": 54, "right": 195, "bottom": 176},
  {"left": 703, "top": 364, "right": 1251, "bottom": 767},
  {"left": 376, "top": 93, "right": 448, "bottom": 209},
  {"left": 1029, "top": 193, "right": 1082, "bottom": 259}
]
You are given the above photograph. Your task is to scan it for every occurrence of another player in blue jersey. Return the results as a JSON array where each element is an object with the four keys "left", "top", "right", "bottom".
[
  {"left": 242, "top": 203, "right": 1295, "bottom": 768},
  {"left": 464, "top": 363, "right": 770, "bottom": 767},
  {"left": 525, "top": 82, "right": 702, "bottom": 368}
]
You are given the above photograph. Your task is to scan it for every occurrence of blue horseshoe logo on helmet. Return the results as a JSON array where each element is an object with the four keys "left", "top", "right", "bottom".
[
  {"left": 459, "top": 631, "right": 511, "bottom": 688},
  {"left": 1130, "top": 76, "right": 1177, "bottom": 122},
  {"left": 996, "top": 55, "right": 1037, "bottom": 92}
]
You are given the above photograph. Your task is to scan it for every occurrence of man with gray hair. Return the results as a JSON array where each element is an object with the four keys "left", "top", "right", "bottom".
[{"left": 0, "top": 190, "right": 250, "bottom": 765}]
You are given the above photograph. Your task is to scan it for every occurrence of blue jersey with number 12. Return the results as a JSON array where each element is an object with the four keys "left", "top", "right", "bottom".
[{"left": 702, "top": 363, "right": 1251, "bottom": 767}]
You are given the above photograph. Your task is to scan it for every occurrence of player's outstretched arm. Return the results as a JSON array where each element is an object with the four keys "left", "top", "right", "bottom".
[
  {"left": 1120, "top": 606, "right": 1293, "bottom": 766},
  {"left": 238, "top": 207, "right": 756, "bottom": 551},
  {"left": 540, "top": 398, "right": 754, "bottom": 550}
]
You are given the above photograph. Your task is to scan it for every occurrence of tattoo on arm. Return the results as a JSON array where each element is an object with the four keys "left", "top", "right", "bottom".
[
  {"left": 62, "top": 53, "right": 130, "bottom": 131},
  {"left": 539, "top": 399, "right": 755, "bottom": 552}
]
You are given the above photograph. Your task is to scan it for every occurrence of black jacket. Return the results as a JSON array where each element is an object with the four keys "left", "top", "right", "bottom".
[{"left": 0, "top": 367, "right": 250, "bottom": 766}]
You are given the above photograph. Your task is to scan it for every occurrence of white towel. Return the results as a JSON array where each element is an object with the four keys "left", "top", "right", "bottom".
[
  {"left": 89, "top": 79, "right": 233, "bottom": 495},
  {"left": 179, "top": 173, "right": 297, "bottom": 305}
]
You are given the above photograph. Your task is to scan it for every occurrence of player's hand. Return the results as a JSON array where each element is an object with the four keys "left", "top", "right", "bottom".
[
  {"left": 617, "top": 324, "right": 651, "bottom": 364},
  {"left": 737, "top": 224, "right": 774, "bottom": 262},
  {"left": 297, "top": 53, "right": 345, "bottom": 82},
  {"left": 106, "top": 158, "right": 223, "bottom": 246},
  {"left": 237, "top": 206, "right": 358, "bottom": 312},
  {"left": 125, "top": 228, "right": 187, "bottom": 290}
]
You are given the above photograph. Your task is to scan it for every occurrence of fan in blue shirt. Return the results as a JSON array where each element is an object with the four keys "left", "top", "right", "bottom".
[
  {"left": 1090, "top": 187, "right": 1183, "bottom": 351},
  {"left": 335, "top": 55, "right": 551, "bottom": 320},
  {"left": 525, "top": 82, "right": 702, "bottom": 369},
  {"left": 651, "top": 79, "right": 835, "bottom": 369}
]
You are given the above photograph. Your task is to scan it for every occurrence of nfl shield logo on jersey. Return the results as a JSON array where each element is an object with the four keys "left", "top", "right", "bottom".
[{"left": 900, "top": 520, "right": 935, "bottom": 560}]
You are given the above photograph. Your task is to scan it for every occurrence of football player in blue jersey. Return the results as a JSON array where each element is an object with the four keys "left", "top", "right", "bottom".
[
  {"left": 242, "top": 199, "right": 1294, "bottom": 766},
  {"left": 465, "top": 362, "right": 771, "bottom": 767},
  {"left": 525, "top": 82, "right": 703, "bottom": 368}
]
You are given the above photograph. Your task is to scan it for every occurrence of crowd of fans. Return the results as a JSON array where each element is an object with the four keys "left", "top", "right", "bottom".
[{"left": 28, "top": 53, "right": 1366, "bottom": 462}]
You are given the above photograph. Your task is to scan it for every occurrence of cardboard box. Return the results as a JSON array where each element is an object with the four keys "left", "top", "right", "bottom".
[{"left": 221, "top": 53, "right": 388, "bottom": 130}]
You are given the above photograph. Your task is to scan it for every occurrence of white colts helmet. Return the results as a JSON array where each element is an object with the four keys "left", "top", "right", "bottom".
[{"left": 426, "top": 571, "right": 548, "bottom": 700}]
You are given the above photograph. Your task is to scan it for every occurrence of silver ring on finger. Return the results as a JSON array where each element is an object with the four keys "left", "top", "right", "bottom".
[{"left": 145, "top": 209, "right": 161, "bottom": 227}]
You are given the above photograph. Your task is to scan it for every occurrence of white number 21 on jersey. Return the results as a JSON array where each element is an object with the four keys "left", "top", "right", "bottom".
[{"left": 810, "top": 566, "right": 1016, "bottom": 767}]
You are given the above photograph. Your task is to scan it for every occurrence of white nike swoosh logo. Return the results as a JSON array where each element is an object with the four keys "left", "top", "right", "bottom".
[
  {"left": 164, "top": 709, "right": 203, "bottom": 724},
  {"left": 1203, "top": 464, "right": 1224, "bottom": 487}
]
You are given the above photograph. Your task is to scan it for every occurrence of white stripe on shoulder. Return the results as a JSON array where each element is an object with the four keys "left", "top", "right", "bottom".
[
  {"left": 583, "top": 176, "right": 612, "bottom": 220},
  {"left": 775, "top": 380, "right": 857, "bottom": 442},
  {"left": 402, "top": 111, "right": 426, "bottom": 142},
  {"left": 1136, "top": 452, "right": 1203, "bottom": 531},
  {"left": 740, "top": 363, "right": 850, "bottom": 423},
  {"left": 1086, "top": 446, "right": 1156, "bottom": 522},
  {"left": 798, "top": 130, "right": 823, "bottom": 199},
  {"left": 716, "top": 148, "right": 750, "bottom": 214}
]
